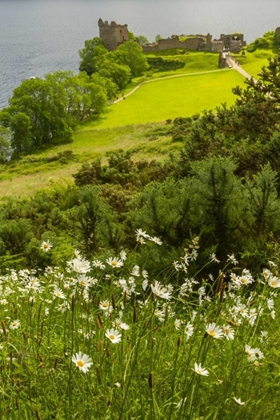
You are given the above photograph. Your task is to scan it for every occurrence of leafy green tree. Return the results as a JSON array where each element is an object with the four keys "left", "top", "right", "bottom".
[
  {"left": 78, "top": 37, "right": 107, "bottom": 76},
  {"left": 90, "top": 73, "right": 117, "bottom": 100},
  {"left": 98, "top": 58, "right": 131, "bottom": 90},
  {"left": 155, "top": 34, "right": 162, "bottom": 42},
  {"left": 137, "top": 35, "right": 149, "bottom": 45},
  {"left": 46, "top": 71, "right": 108, "bottom": 121},
  {"left": 0, "top": 71, "right": 110, "bottom": 155},
  {"left": 114, "top": 40, "right": 148, "bottom": 76},
  {"left": 0, "top": 126, "right": 12, "bottom": 162},
  {"left": 0, "top": 110, "right": 32, "bottom": 155},
  {"left": 0, "top": 77, "right": 73, "bottom": 154}
]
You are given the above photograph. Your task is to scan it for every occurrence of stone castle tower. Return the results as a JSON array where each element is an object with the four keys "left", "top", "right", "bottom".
[{"left": 98, "top": 18, "right": 129, "bottom": 51}]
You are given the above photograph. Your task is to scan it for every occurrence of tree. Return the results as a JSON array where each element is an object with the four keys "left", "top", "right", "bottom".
[
  {"left": 78, "top": 37, "right": 107, "bottom": 76},
  {"left": 0, "top": 126, "right": 12, "bottom": 162},
  {"left": 114, "top": 40, "right": 148, "bottom": 76},
  {"left": 0, "top": 77, "right": 72, "bottom": 154},
  {"left": 155, "top": 34, "right": 162, "bottom": 42},
  {"left": 45, "top": 71, "right": 108, "bottom": 121},
  {"left": 137, "top": 35, "right": 149, "bottom": 46},
  {"left": 98, "top": 57, "right": 131, "bottom": 90}
]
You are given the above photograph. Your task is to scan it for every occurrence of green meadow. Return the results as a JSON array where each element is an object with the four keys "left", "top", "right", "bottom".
[{"left": 86, "top": 70, "right": 244, "bottom": 129}]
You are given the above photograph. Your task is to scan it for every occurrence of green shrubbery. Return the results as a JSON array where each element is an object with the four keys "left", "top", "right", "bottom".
[{"left": 147, "top": 57, "right": 185, "bottom": 72}]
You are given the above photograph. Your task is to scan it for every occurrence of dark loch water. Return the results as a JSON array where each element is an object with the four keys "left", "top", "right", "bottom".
[{"left": 0, "top": 0, "right": 279, "bottom": 107}]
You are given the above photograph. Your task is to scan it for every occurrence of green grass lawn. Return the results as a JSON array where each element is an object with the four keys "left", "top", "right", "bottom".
[
  {"left": 123, "top": 51, "right": 221, "bottom": 93},
  {"left": 85, "top": 69, "right": 245, "bottom": 129}
]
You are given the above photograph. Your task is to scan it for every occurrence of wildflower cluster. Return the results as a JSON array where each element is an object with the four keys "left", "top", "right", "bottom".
[{"left": 0, "top": 233, "right": 278, "bottom": 417}]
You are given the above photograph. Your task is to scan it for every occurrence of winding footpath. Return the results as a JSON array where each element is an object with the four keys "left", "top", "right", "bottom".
[{"left": 114, "top": 61, "right": 256, "bottom": 104}]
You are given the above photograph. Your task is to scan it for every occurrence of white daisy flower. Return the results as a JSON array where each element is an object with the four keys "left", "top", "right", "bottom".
[
  {"left": 99, "top": 300, "right": 111, "bottom": 312},
  {"left": 233, "top": 397, "right": 246, "bottom": 406},
  {"left": 92, "top": 260, "right": 105, "bottom": 270},
  {"left": 227, "top": 254, "right": 238, "bottom": 265},
  {"left": 210, "top": 253, "right": 220, "bottom": 263},
  {"left": 184, "top": 322, "right": 194, "bottom": 339},
  {"left": 68, "top": 257, "right": 91, "bottom": 274},
  {"left": 40, "top": 240, "right": 52, "bottom": 252},
  {"left": 10, "top": 320, "right": 20, "bottom": 330},
  {"left": 268, "top": 276, "right": 280, "bottom": 288},
  {"left": 105, "top": 328, "right": 122, "bottom": 344},
  {"left": 119, "top": 250, "right": 127, "bottom": 261},
  {"left": 150, "top": 236, "right": 162, "bottom": 245},
  {"left": 120, "top": 322, "right": 130, "bottom": 330},
  {"left": 193, "top": 362, "right": 209, "bottom": 376},
  {"left": 206, "top": 322, "right": 223, "bottom": 339},
  {"left": 72, "top": 352, "right": 93, "bottom": 373},
  {"left": 223, "top": 325, "right": 235, "bottom": 340},
  {"left": 106, "top": 257, "right": 124, "bottom": 268},
  {"left": 151, "top": 280, "right": 172, "bottom": 300}
]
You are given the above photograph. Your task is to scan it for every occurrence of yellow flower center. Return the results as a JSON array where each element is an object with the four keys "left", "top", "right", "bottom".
[
  {"left": 109, "top": 335, "right": 115, "bottom": 340},
  {"left": 111, "top": 261, "right": 117, "bottom": 266},
  {"left": 77, "top": 360, "right": 85, "bottom": 367},
  {"left": 208, "top": 330, "right": 216, "bottom": 337}
]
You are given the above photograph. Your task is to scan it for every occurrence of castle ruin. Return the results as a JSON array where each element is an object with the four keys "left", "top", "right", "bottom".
[
  {"left": 98, "top": 19, "right": 245, "bottom": 54},
  {"left": 98, "top": 18, "right": 130, "bottom": 51},
  {"left": 142, "top": 33, "right": 245, "bottom": 54}
]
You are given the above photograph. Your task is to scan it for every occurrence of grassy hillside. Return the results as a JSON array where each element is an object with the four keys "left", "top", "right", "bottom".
[
  {"left": 0, "top": 48, "right": 271, "bottom": 199},
  {"left": 0, "top": 123, "right": 173, "bottom": 198}
]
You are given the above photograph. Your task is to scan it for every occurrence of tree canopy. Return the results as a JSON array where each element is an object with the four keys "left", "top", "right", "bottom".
[
  {"left": 78, "top": 37, "right": 107, "bottom": 75},
  {"left": 0, "top": 71, "right": 110, "bottom": 156},
  {"left": 113, "top": 40, "right": 148, "bottom": 77},
  {"left": 78, "top": 37, "right": 148, "bottom": 79}
]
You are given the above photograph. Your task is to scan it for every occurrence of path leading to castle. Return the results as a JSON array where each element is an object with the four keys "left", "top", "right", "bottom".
[
  {"left": 113, "top": 61, "right": 256, "bottom": 104},
  {"left": 226, "top": 57, "right": 257, "bottom": 83}
]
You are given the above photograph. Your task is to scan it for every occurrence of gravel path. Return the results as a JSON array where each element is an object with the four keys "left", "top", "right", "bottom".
[{"left": 226, "top": 57, "right": 258, "bottom": 83}]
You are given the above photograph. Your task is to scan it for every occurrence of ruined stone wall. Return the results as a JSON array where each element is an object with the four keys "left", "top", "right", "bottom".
[
  {"left": 143, "top": 36, "right": 205, "bottom": 52},
  {"left": 98, "top": 18, "right": 129, "bottom": 51},
  {"left": 210, "top": 41, "right": 224, "bottom": 53},
  {"left": 220, "top": 33, "right": 245, "bottom": 53}
]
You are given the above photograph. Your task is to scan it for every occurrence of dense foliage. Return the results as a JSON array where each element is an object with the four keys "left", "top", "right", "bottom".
[
  {"left": 79, "top": 37, "right": 148, "bottom": 79},
  {"left": 246, "top": 30, "right": 280, "bottom": 52}
]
